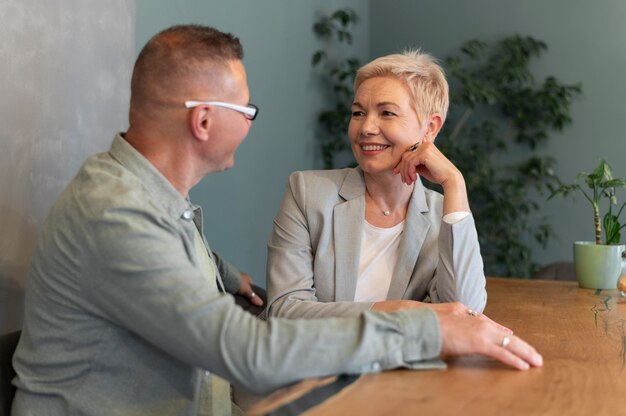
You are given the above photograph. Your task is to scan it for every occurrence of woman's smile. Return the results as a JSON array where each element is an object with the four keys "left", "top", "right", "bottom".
[{"left": 360, "top": 143, "right": 390, "bottom": 153}]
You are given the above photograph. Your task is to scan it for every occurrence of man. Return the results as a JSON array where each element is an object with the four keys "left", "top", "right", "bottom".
[{"left": 12, "top": 25, "right": 542, "bottom": 416}]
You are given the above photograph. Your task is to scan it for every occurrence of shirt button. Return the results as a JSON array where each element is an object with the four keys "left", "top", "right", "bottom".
[{"left": 182, "top": 210, "right": 194, "bottom": 220}]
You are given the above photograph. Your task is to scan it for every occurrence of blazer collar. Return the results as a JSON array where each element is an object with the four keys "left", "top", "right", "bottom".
[
  {"left": 333, "top": 168, "right": 431, "bottom": 302},
  {"left": 334, "top": 168, "right": 432, "bottom": 301},
  {"left": 387, "top": 179, "right": 432, "bottom": 299},
  {"left": 338, "top": 167, "right": 366, "bottom": 201},
  {"left": 334, "top": 169, "right": 365, "bottom": 301}
]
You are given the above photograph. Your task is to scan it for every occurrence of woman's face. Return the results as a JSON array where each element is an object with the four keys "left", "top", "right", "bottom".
[{"left": 349, "top": 76, "right": 425, "bottom": 175}]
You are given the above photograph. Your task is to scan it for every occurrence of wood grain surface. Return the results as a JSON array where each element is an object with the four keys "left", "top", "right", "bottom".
[{"left": 251, "top": 278, "right": 626, "bottom": 415}]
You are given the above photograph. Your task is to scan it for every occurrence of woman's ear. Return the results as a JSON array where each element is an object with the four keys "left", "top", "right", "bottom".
[
  {"left": 188, "top": 105, "right": 212, "bottom": 142},
  {"left": 423, "top": 113, "right": 444, "bottom": 143}
]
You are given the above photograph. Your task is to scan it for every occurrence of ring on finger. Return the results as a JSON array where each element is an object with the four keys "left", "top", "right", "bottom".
[
  {"left": 249, "top": 291, "right": 256, "bottom": 298},
  {"left": 409, "top": 142, "right": 420, "bottom": 152},
  {"left": 467, "top": 309, "right": 479, "bottom": 317},
  {"left": 501, "top": 335, "right": 511, "bottom": 349}
]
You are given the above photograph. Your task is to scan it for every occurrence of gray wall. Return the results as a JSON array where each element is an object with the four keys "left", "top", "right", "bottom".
[
  {"left": 370, "top": 0, "right": 626, "bottom": 273},
  {"left": 0, "top": 1, "right": 134, "bottom": 333},
  {"left": 135, "top": 0, "right": 371, "bottom": 286}
]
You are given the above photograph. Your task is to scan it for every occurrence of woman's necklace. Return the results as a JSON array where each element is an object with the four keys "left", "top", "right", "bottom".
[
  {"left": 365, "top": 181, "right": 414, "bottom": 217},
  {"left": 365, "top": 189, "right": 392, "bottom": 216}
]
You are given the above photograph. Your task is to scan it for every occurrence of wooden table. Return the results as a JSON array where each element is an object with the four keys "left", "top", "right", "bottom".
[{"left": 248, "top": 278, "right": 626, "bottom": 415}]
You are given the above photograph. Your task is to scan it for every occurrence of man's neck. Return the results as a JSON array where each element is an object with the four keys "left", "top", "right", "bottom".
[{"left": 124, "top": 127, "right": 200, "bottom": 198}]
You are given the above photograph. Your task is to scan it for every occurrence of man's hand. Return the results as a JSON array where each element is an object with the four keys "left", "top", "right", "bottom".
[
  {"left": 374, "top": 300, "right": 540, "bottom": 370},
  {"left": 237, "top": 272, "right": 263, "bottom": 306}
]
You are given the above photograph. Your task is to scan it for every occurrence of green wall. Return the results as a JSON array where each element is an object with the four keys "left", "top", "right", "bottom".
[
  {"left": 135, "top": 0, "right": 370, "bottom": 286},
  {"left": 135, "top": 0, "right": 626, "bottom": 280},
  {"left": 370, "top": 0, "right": 626, "bottom": 273}
]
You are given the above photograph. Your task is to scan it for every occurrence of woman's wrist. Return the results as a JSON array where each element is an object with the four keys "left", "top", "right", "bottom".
[
  {"left": 441, "top": 172, "right": 470, "bottom": 214},
  {"left": 372, "top": 300, "right": 415, "bottom": 312}
]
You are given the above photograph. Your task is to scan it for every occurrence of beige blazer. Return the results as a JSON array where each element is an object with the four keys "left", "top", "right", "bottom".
[{"left": 266, "top": 168, "right": 487, "bottom": 319}]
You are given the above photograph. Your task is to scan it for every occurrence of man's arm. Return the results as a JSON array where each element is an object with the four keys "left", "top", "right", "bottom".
[
  {"left": 211, "top": 250, "right": 241, "bottom": 293},
  {"left": 83, "top": 204, "right": 444, "bottom": 395}
]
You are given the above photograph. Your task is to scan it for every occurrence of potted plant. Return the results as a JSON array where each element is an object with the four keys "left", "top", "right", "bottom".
[{"left": 550, "top": 160, "right": 626, "bottom": 289}]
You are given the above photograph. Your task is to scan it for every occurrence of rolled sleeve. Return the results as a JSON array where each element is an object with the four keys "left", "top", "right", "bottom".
[
  {"left": 351, "top": 308, "right": 445, "bottom": 374},
  {"left": 442, "top": 211, "right": 470, "bottom": 225}
]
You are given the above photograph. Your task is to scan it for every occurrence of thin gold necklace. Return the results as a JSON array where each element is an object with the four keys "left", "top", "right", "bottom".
[
  {"left": 365, "top": 189, "right": 391, "bottom": 216},
  {"left": 365, "top": 182, "right": 414, "bottom": 217}
]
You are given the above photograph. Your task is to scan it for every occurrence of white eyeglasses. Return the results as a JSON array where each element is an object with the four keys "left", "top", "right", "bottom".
[{"left": 184, "top": 100, "right": 259, "bottom": 120}]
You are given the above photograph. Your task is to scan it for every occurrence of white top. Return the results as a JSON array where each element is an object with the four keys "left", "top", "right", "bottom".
[
  {"left": 354, "top": 211, "right": 469, "bottom": 303},
  {"left": 354, "top": 220, "right": 405, "bottom": 302}
]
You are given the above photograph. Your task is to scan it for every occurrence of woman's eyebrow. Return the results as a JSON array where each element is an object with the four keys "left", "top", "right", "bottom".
[
  {"left": 351, "top": 101, "right": 400, "bottom": 108},
  {"left": 377, "top": 101, "right": 400, "bottom": 108}
]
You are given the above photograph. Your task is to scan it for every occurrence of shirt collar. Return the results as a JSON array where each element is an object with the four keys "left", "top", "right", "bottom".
[{"left": 108, "top": 133, "right": 194, "bottom": 221}]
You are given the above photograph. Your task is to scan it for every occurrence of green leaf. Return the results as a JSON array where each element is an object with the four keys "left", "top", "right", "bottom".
[
  {"left": 311, "top": 51, "right": 325, "bottom": 66},
  {"left": 331, "top": 9, "right": 356, "bottom": 27},
  {"left": 591, "top": 160, "right": 606, "bottom": 181},
  {"left": 313, "top": 21, "right": 332, "bottom": 38},
  {"left": 548, "top": 184, "right": 580, "bottom": 199},
  {"left": 604, "top": 212, "right": 622, "bottom": 244},
  {"left": 601, "top": 178, "right": 626, "bottom": 188}
]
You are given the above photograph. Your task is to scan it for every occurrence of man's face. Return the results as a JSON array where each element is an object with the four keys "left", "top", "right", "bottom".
[{"left": 204, "top": 60, "right": 253, "bottom": 172}]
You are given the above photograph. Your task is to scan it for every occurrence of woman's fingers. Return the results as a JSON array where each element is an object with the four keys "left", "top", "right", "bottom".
[
  {"left": 394, "top": 142, "right": 432, "bottom": 185},
  {"left": 395, "top": 140, "right": 461, "bottom": 186}
]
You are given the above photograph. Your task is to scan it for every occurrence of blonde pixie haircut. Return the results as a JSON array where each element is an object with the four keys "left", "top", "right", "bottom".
[{"left": 354, "top": 50, "right": 449, "bottom": 123}]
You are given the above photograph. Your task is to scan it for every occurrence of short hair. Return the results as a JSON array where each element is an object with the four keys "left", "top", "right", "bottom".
[
  {"left": 130, "top": 24, "right": 243, "bottom": 109},
  {"left": 354, "top": 50, "right": 449, "bottom": 122}
]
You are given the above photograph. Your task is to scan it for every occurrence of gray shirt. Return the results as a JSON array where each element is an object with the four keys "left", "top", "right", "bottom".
[{"left": 12, "top": 134, "right": 444, "bottom": 416}]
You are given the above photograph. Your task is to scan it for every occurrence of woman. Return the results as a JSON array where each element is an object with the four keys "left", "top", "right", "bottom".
[{"left": 266, "top": 50, "right": 487, "bottom": 319}]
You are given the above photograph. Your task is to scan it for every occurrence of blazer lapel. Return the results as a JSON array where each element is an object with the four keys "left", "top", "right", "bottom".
[
  {"left": 334, "top": 169, "right": 365, "bottom": 301},
  {"left": 386, "top": 179, "right": 431, "bottom": 299}
]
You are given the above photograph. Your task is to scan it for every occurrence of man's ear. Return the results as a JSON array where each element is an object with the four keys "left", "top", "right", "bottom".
[
  {"left": 188, "top": 105, "right": 212, "bottom": 142},
  {"left": 423, "top": 113, "right": 444, "bottom": 143}
]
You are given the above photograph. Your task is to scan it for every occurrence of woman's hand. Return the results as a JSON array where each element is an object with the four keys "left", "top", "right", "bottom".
[
  {"left": 392, "top": 141, "right": 470, "bottom": 214},
  {"left": 393, "top": 141, "right": 460, "bottom": 187}
]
